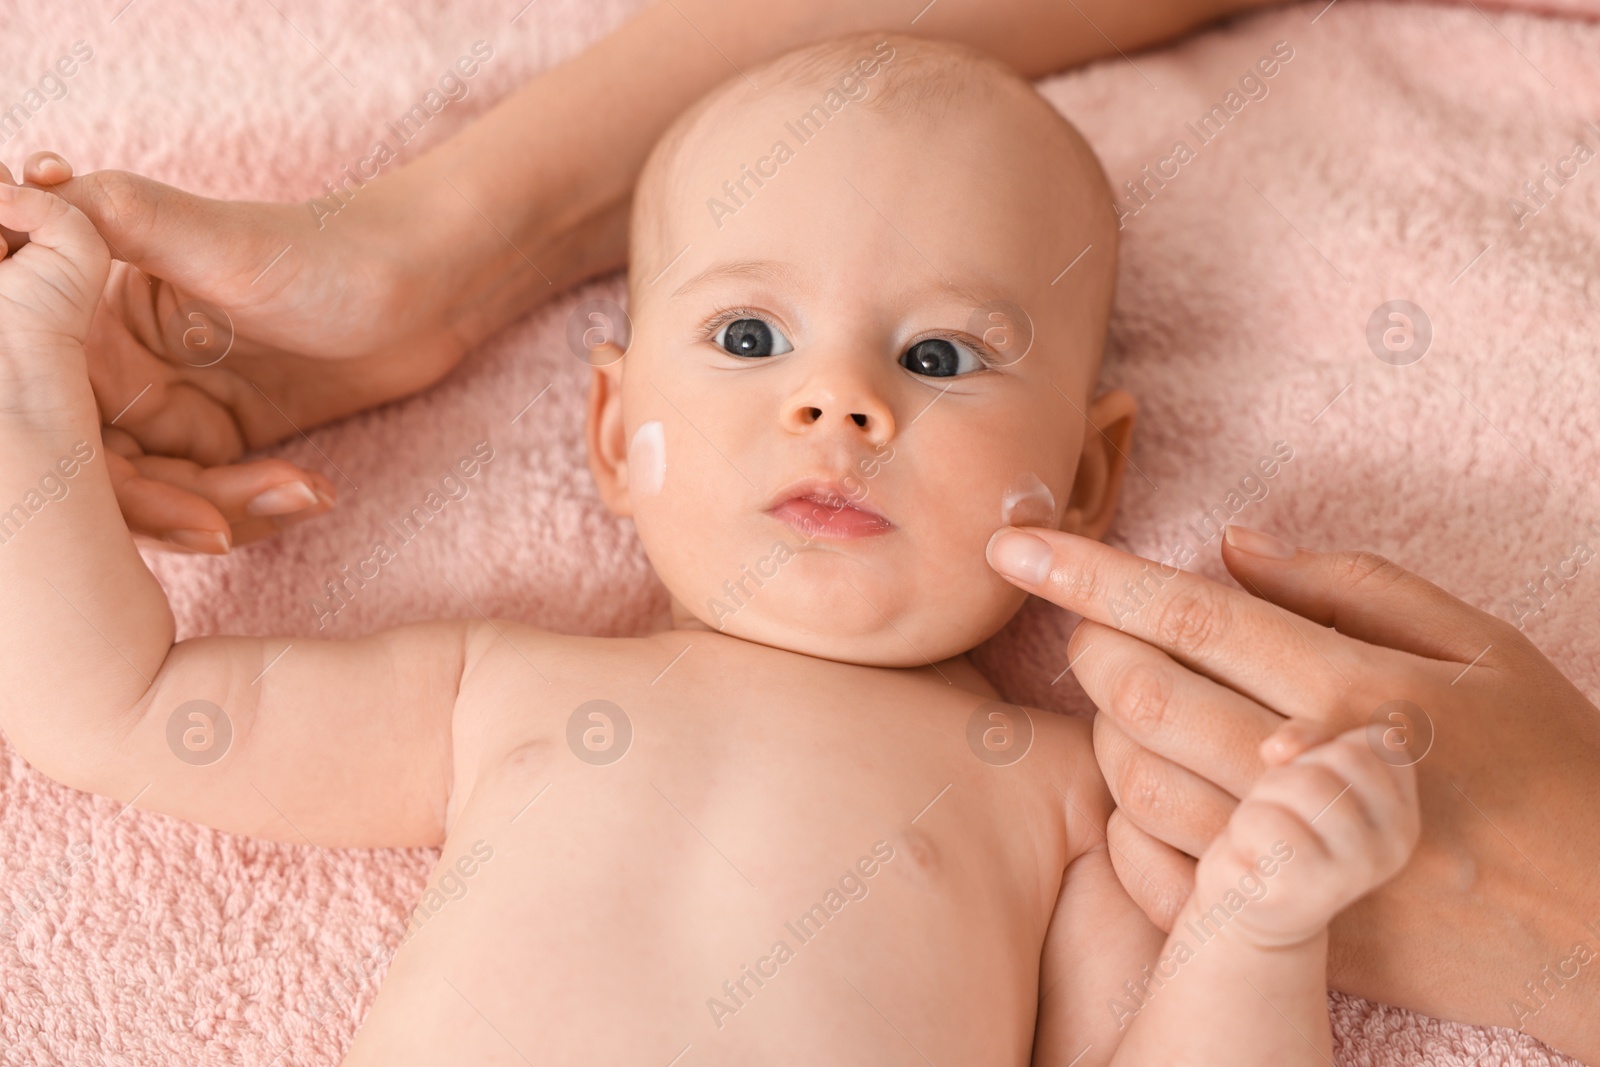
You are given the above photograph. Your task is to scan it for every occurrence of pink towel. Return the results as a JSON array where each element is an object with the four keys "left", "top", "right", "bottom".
[{"left": 1, "top": 0, "right": 1596, "bottom": 1062}]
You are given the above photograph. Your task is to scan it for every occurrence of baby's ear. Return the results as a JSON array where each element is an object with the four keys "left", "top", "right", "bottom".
[
  {"left": 1059, "top": 389, "right": 1136, "bottom": 541},
  {"left": 584, "top": 350, "right": 633, "bottom": 516}
]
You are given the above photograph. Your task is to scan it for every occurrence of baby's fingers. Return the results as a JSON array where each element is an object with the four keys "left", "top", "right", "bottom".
[
  {"left": 1259, "top": 718, "right": 1335, "bottom": 765},
  {"left": 1251, "top": 729, "right": 1419, "bottom": 878},
  {"left": 0, "top": 183, "right": 111, "bottom": 336},
  {"left": 1298, "top": 728, "right": 1419, "bottom": 856},
  {"left": 0, "top": 162, "right": 22, "bottom": 257},
  {"left": 0, "top": 154, "right": 76, "bottom": 258},
  {"left": 0, "top": 182, "right": 105, "bottom": 262}
]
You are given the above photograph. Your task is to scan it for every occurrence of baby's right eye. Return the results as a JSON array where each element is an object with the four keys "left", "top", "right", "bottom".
[{"left": 715, "top": 317, "right": 793, "bottom": 359}]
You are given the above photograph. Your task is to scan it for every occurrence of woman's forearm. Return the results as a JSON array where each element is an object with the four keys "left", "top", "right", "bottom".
[{"left": 364, "top": 0, "right": 1287, "bottom": 348}]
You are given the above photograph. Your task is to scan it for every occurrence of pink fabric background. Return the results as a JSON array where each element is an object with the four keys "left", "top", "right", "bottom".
[{"left": 1, "top": 0, "right": 1597, "bottom": 1062}]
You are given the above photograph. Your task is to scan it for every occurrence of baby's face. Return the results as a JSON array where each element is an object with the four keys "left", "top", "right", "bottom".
[{"left": 590, "top": 63, "right": 1126, "bottom": 667}]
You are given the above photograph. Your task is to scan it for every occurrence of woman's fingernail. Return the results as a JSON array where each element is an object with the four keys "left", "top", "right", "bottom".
[
  {"left": 167, "top": 529, "right": 231, "bottom": 554},
  {"left": 246, "top": 482, "right": 319, "bottom": 516},
  {"left": 313, "top": 487, "right": 336, "bottom": 509},
  {"left": 987, "top": 529, "right": 1053, "bottom": 585},
  {"left": 36, "top": 153, "right": 68, "bottom": 176},
  {"left": 1223, "top": 524, "right": 1297, "bottom": 560}
]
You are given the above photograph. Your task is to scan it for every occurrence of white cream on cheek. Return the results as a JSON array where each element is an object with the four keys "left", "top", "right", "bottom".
[
  {"left": 1000, "top": 472, "right": 1056, "bottom": 528},
  {"left": 628, "top": 421, "right": 666, "bottom": 496}
]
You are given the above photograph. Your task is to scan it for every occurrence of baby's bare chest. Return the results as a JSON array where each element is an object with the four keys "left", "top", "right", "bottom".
[
  {"left": 343, "top": 634, "right": 1084, "bottom": 1064},
  {"left": 453, "top": 632, "right": 1077, "bottom": 881}
]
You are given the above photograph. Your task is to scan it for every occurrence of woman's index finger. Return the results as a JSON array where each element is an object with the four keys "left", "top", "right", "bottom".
[{"left": 987, "top": 526, "right": 1351, "bottom": 720}]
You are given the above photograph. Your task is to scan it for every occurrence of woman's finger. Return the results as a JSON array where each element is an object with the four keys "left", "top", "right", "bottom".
[
  {"left": 1093, "top": 713, "right": 1236, "bottom": 857},
  {"left": 987, "top": 525, "right": 1353, "bottom": 719},
  {"left": 1221, "top": 528, "right": 1516, "bottom": 666},
  {"left": 105, "top": 449, "right": 231, "bottom": 553},
  {"left": 101, "top": 380, "right": 249, "bottom": 468},
  {"left": 1104, "top": 808, "right": 1196, "bottom": 932},
  {"left": 120, "top": 452, "right": 334, "bottom": 548},
  {"left": 85, "top": 294, "right": 250, "bottom": 467},
  {"left": 127, "top": 453, "right": 331, "bottom": 517},
  {"left": 1071, "top": 619, "right": 1283, "bottom": 798},
  {"left": 36, "top": 168, "right": 262, "bottom": 279},
  {"left": 23, "top": 151, "right": 73, "bottom": 186}
]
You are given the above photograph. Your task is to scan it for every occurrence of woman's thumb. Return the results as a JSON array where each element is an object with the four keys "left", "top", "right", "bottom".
[
  {"left": 45, "top": 170, "right": 169, "bottom": 264},
  {"left": 1220, "top": 524, "right": 1505, "bottom": 663},
  {"left": 39, "top": 168, "right": 223, "bottom": 280}
]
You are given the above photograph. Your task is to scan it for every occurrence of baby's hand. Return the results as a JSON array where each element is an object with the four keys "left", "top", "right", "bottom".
[
  {"left": 1187, "top": 725, "right": 1420, "bottom": 949},
  {"left": 0, "top": 182, "right": 110, "bottom": 348}
]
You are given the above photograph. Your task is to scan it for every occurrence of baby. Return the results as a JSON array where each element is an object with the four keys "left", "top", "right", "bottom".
[{"left": 0, "top": 35, "right": 1417, "bottom": 1065}]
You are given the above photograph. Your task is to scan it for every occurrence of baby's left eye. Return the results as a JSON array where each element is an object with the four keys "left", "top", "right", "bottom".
[{"left": 900, "top": 338, "right": 984, "bottom": 378}]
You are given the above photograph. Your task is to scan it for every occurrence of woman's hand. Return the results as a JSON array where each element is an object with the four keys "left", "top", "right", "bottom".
[
  {"left": 986, "top": 524, "right": 1600, "bottom": 1061},
  {"left": 1, "top": 153, "right": 477, "bottom": 551}
]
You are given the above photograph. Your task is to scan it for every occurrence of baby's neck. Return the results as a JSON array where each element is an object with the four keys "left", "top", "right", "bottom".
[{"left": 663, "top": 596, "right": 998, "bottom": 698}]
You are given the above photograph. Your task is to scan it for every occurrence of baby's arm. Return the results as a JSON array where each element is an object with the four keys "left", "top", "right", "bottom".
[
  {"left": 1036, "top": 727, "right": 1418, "bottom": 1066},
  {"left": 0, "top": 184, "right": 466, "bottom": 849}
]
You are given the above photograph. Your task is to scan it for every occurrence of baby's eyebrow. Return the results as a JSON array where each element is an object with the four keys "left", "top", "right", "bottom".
[
  {"left": 671, "top": 257, "right": 1014, "bottom": 318},
  {"left": 931, "top": 277, "right": 1012, "bottom": 315},
  {"left": 671, "top": 259, "right": 800, "bottom": 298}
]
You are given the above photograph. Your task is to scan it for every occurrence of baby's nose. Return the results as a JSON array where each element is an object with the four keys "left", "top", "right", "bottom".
[{"left": 782, "top": 388, "right": 895, "bottom": 447}]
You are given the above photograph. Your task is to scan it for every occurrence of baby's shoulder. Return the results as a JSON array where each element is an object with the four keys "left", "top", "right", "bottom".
[
  {"left": 443, "top": 623, "right": 667, "bottom": 818},
  {"left": 452, "top": 622, "right": 664, "bottom": 742}
]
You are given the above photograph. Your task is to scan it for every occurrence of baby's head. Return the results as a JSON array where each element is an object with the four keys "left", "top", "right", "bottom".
[{"left": 585, "top": 34, "right": 1133, "bottom": 667}]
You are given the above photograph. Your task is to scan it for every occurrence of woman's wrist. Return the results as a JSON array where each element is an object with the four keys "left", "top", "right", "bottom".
[
  {"left": 1510, "top": 888, "right": 1600, "bottom": 1060},
  {"left": 338, "top": 6, "right": 690, "bottom": 351}
]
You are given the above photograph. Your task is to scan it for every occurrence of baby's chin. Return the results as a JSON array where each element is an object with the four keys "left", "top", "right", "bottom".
[
  {"left": 715, "top": 613, "right": 972, "bottom": 669},
  {"left": 670, "top": 564, "right": 1017, "bottom": 669}
]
